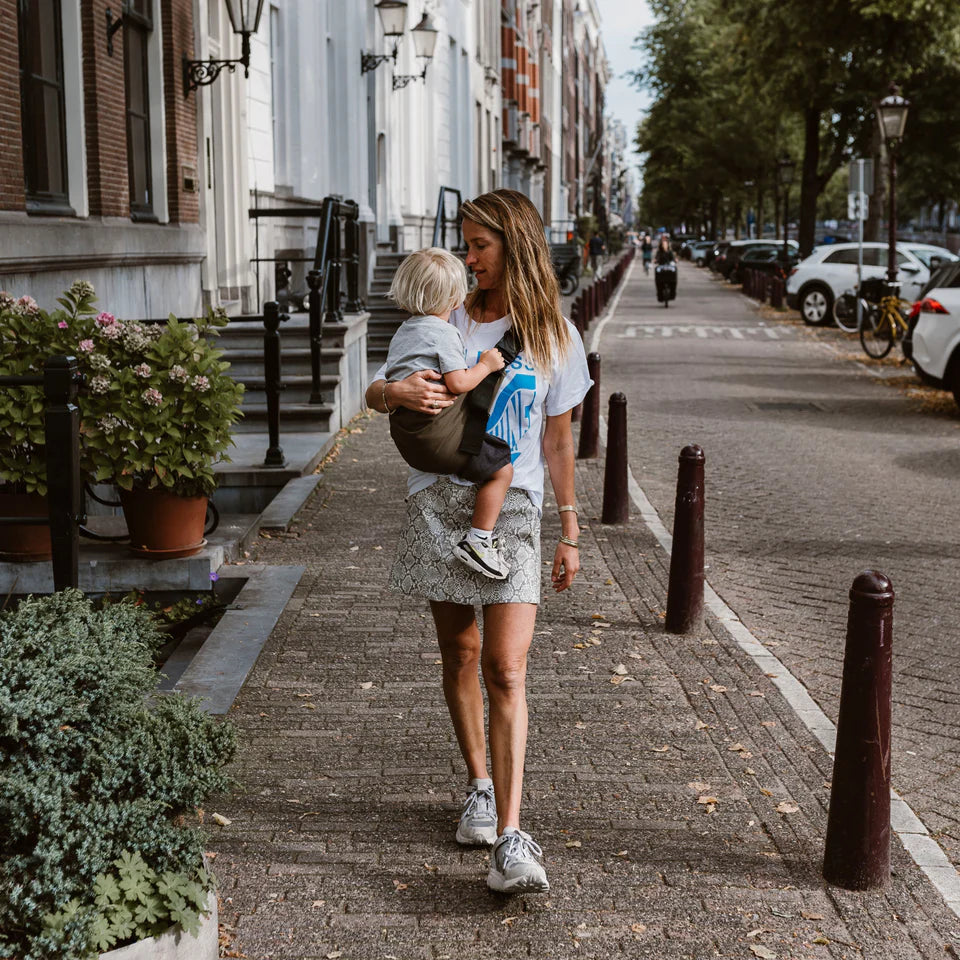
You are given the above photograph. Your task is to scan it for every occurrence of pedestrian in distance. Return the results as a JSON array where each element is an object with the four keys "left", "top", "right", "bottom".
[
  {"left": 381, "top": 247, "right": 515, "bottom": 580},
  {"left": 588, "top": 232, "right": 606, "bottom": 278},
  {"left": 366, "top": 188, "right": 592, "bottom": 894},
  {"left": 641, "top": 233, "right": 653, "bottom": 275}
]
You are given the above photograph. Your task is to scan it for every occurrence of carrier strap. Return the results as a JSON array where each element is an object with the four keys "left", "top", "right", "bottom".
[{"left": 457, "top": 328, "right": 521, "bottom": 457}]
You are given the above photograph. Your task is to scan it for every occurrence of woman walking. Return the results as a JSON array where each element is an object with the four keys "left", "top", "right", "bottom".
[{"left": 366, "top": 189, "right": 591, "bottom": 893}]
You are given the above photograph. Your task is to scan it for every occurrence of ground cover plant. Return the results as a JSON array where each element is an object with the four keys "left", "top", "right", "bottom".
[{"left": 0, "top": 590, "right": 236, "bottom": 959}]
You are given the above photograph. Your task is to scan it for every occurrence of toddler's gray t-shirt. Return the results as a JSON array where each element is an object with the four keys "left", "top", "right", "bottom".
[{"left": 384, "top": 315, "right": 467, "bottom": 382}]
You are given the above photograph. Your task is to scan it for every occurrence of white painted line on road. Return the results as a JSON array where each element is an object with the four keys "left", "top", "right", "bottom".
[
  {"left": 588, "top": 256, "right": 636, "bottom": 355},
  {"left": 593, "top": 282, "right": 960, "bottom": 917}
]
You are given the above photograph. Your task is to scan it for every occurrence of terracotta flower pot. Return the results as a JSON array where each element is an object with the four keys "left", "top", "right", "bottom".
[
  {"left": 0, "top": 492, "right": 52, "bottom": 561},
  {"left": 119, "top": 487, "right": 208, "bottom": 559}
]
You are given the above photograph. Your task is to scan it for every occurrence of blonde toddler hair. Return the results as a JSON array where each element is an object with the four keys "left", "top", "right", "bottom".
[{"left": 388, "top": 247, "right": 468, "bottom": 317}]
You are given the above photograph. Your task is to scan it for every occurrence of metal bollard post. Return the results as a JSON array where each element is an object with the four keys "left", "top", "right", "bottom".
[
  {"left": 262, "top": 301, "right": 286, "bottom": 468},
  {"left": 577, "top": 353, "right": 601, "bottom": 459},
  {"left": 823, "top": 571, "right": 894, "bottom": 890},
  {"left": 43, "top": 355, "right": 80, "bottom": 591},
  {"left": 665, "top": 444, "right": 705, "bottom": 634},
  {"left": 601, "top": 392, "right": 629, "bottom": 524}
]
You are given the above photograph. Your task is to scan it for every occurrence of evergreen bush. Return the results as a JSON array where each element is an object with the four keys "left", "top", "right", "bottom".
[{"left": 0, "top": 590, "right": 236, "bottom": 959}]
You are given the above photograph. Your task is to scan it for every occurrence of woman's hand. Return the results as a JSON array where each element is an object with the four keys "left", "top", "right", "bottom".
[
  {"left": 369, "top": 371, "right": 456, "bottom": 415},
  {"left": 551, "top": 541, "right": 580, "bottom": 592}
]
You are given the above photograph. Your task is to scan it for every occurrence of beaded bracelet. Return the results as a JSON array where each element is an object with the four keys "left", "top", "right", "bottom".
[{"left": 558, "top": 535, "right": 579, "bottom": 548}]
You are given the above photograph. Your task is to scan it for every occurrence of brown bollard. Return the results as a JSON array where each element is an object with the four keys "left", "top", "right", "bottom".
[
  {"left": 577, "top": 353, "right": 602, "bottom": 459},
  {"left": 665, "top": 444, "right": 705, "bottom": 634},
  {"left": 771, "top": 277, "right": 783, "bottom": 309},
  {"left": 601, "top": 393, "right": 629, "bottom": 524},
  {"left": 823, "top": 571, "right": 894, "bottom": 890}
]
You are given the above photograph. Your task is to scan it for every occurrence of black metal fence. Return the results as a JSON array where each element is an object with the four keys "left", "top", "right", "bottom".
[
  {"left": 0, "top": 355, "right": 81, "bottom": 590},
  {"left": 433, "top": 186, "right": 463, "bottom": 250}
]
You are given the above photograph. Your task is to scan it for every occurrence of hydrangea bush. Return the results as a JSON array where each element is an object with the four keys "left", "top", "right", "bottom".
[
  {"left": 0, "top": 282, "right": 244, "bottom": 498},
  {"left": 0, "top": 590, "right": 236, "bottom": 959}
]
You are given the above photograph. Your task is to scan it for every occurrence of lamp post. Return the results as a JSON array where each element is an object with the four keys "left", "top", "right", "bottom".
[
  {"left": 183, "top": 0, "right": 265, "bottom": 95},
  {"left": 876, "top": 83, "right": 910, "bottom": 285},
  {"left": 361, "top": 1, "right": 408, "bottom": 74},
  {"left": 777, "top": 153, "right": 796, "bottom": 267},
  {"left": 392, "top": 12, "right": 439, "bottom": 89}
]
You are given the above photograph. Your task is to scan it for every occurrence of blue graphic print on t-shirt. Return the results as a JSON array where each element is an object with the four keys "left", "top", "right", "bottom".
[{"left": 474, "top": 353, "right": 537, "bottom": 464}]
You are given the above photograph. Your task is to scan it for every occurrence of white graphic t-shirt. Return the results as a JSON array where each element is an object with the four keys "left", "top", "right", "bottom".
[{"left": 373, "top": 305, "right": 592, "bottom": 513}]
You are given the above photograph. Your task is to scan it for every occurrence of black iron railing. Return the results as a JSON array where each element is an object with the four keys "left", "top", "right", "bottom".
[
  {"left": 433, "top": 186, "right": 463, "bottom": 250},
  {"left": 249, "top": 195, "right": 361, "bottom": 405},
  {"left": 0, "top": 356, "right": 82, "bottom": 590}
]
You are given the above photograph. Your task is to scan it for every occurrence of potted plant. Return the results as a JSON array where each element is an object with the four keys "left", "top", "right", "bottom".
[
  {"left": 0, "top": 589, "right": 236, "bottom": 959},
  {"left": 80, "top": 309, "right": 244, "bottom": 557},
  {"left": 0, "top": 283, "right": 98, "bottom": 560},
  {"left": 0, "top": 283, "right": 245, "bottom": 559}
]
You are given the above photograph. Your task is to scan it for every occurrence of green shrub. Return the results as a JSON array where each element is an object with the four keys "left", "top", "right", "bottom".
[{"left": 0, "top": 591, "right": 236, "bottom": 959}]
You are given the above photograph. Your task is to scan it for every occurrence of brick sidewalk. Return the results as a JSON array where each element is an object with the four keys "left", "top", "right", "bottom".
[{"left": 208, "top": 409, "right": 960, "bottom": 959}]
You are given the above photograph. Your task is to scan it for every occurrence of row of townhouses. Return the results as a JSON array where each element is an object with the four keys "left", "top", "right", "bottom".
[{"left": 1, "top": 0, "right": 632, "bottom": 321}]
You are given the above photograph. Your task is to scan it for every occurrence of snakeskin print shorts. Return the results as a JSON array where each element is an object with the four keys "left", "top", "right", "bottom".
[{"left": 390, "top": 477, "right": 541, "bottom": 605}]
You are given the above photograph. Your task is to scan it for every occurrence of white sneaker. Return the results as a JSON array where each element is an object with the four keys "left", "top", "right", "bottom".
[
  {"left": 452, "top": 537, "right": 509, "bottom": 580},
  {"left": 455, "top": 778, "right": 497, "bottom": 846},
  {"left": 487, "top": 827, "right": 550, "bottom": 893}
]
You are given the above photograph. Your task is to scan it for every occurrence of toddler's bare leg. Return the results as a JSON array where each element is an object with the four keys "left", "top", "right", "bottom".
[{"left": 472, "top": 463, "right": 513, "bottom": 532}]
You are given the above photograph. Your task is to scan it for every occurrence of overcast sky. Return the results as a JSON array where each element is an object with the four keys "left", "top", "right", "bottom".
[{"left": 593, "top": 0, "right": 655, "bottom": 173}]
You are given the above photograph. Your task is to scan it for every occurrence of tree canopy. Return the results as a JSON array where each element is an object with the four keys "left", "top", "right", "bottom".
[{"left": 632, "top": 0, "right": 960, "bottom": 251}]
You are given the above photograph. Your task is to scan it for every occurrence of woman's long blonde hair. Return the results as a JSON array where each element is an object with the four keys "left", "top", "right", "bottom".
[{"left": 460, "top": 190, "right": 570, "bottom": 373}]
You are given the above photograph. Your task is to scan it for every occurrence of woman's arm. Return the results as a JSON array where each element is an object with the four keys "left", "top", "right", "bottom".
[
  {"left": 365, "top": 370, "right": 457, "bottom": 415},
  {"left": 543, "top": 410, "right": 580, "bottom": 593}
]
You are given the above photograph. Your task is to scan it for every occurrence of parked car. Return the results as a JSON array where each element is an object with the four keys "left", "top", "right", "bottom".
[
  {"left": 908, "top": 260, "right": 960, "bottom": 406},
  {"left": 785, "top": 241, "right": 957, "bottom": 326},
  {"left": 731, "top": 245, "right": 801, "bottom": 284},
  {"left": 689, "top": 240, "right": 716, "bottom": 266},
  {"left": 707, "top": 241, "right": 731, "bottom": 270},
  {"left": 716, "top": 239, "right": 798, "bottom": 281}
]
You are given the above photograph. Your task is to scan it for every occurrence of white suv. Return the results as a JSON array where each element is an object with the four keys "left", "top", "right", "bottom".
[
  {"left": 909, "top": 260, "right": 960, "bottom": 408},
  {"left": 786, "top": 242, "right": 954, "bottom": 325}
]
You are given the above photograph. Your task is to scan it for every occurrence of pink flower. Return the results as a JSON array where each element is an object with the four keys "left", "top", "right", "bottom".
[
  {"left": 78, "top": 339, "right": 95, "bottom": 353},
  {"left": 17, "top": 295, "right": 39, "bottom": 315},
  {"left": 57, "top": 320, "right": 68, "bottom": 329},
  {"left": 95, "top": 312, "right": 117, "bottom": 327},
  {"left": 133, "top": 363, "right": 152, "bottom": 378},
  {"left": 141, "top": 388, "right": 163, "bottom": 407},
  {"left": 191, "top": 375, "right": 210, "bottom": 393}
]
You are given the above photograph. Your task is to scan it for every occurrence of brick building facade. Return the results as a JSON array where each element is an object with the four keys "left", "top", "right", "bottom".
[{"left": 0, "top": 0, "right": 205, "bottom": 317}]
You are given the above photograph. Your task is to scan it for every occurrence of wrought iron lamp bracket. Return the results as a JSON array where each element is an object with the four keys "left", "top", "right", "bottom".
[
  {"left": 392, "top": 62, "right": 429, "bottom": 90},
  {"left": 361, "top": 43, "right": 399, "bottom": 75}
]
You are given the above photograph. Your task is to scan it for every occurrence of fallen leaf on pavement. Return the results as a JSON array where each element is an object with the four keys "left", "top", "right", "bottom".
[
  {"left": 360, "top": 681, "right": 374, "bottom": 690},
  {"left": 759, "top": 788, "right": 773, "bottom": 796},
  {"left": 392, "top": 880, "right": 408, "bottom": 891},
  {"left": 775, "top": 801, "right": 799, "bottom": 814},
  {"left": 801, "top": 911, "right": 824, "bottom": 921},
  {"left": 631, "top": 923, "right": 647, "bottom": 934},
  {"left": 812, "top": 937, "right": 830, "bottom": 945},
  {"left": 613, "top": 664, "right": 628, "bottom": 675},
  {"left": 748, "top": 691, "right": 765, "bottom": 698},
  {"left": 695, "top": 719, "right": 709, "bottom": 730},
  {"left": 697, "top": 795, "right": 718, "bottom": 804},
  {"left": 709, "top": 684, "right": 728, "bottom": 693},
  {"left": 423, "top": 862, "right": 438, "bottom": 872},
  {"left": 615, "top": 850, "right": 629, "bottom": 857},
  {"left": 591, "top": 614, "right": 607, "bottom": 620},
  {"left": 728, "top": 743, "right": 746, "bottom": 752},
  {"left": 651, "top": 745, "right": 669, "bottom": 753},
  {"left": 312, "top": 900, "right": 325, "bottom": 908},
  {"left": 575, "top": 721, "right": 586, "bottom": 729},
  {"left": 761, "top": 721, "right": 777, "bottom": 728},
  {"left": 326, "top": 952, "right": 343, "bottom": 959},
  {"left": 501, "top": 916, "right": 518, "bottom": 926},
  {"left": 750, "top": 946, "right": 777, "bottom": 959},
  {"left": 565, "top": 840, "right": 582, "bottom": 848},
  {"left": 211, "top": 813, "right": 232, "bottom": 826}
]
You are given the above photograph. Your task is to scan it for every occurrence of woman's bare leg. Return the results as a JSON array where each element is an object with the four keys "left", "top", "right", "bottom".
[
  {"left": 430, "top": 601, "right": 488, "bottom": 780},
  {"left": 480, "top": 602, "right": 538, "bottom": 832}
]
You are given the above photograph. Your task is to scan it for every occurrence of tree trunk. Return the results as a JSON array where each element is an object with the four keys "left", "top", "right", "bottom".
[
  {"left": 756, "top": 185, "right": 764, "bottom": 240},
  {"left": 798, "top": 107, "right": 820, "bottom": 257},
  {"left": 710, "top": 192, "right": 720, "bottom": 239}
]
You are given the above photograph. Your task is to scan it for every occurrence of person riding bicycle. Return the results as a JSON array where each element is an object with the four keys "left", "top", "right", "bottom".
[
  {"left": 641, "top": 234, "right": 653, "bottom": 274},
  {"left": 654, "top": 235, "right": 678, "bottom": 305}
]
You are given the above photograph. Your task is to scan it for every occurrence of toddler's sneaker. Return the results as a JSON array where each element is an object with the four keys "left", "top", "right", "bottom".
[
  {"left": 453, "top": 536, "right": 509, "bottom": 580},
  {"left": 487, "top": 827, "right": 550, "bottom": 893},
  {"left": 456, "top": 778, "right": 497, "bottom": 846}
]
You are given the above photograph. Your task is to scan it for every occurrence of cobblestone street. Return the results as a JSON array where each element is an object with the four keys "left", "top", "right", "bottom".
[{"left": 207, "top": 264, "right": 960, "bottom": 956}]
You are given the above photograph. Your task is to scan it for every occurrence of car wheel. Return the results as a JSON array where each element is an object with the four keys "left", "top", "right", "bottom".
[{"left": 799, "top": 284, "right": 833, "bottom": 326}]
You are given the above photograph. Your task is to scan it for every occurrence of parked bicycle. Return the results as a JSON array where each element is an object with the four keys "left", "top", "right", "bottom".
[{"left": 859, "top": 280, "right": 912, "bottom": 359}]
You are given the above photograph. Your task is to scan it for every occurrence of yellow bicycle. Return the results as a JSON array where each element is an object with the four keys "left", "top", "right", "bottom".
[{"left": 859, "top": 292, "right": 912, "bottom": 359}]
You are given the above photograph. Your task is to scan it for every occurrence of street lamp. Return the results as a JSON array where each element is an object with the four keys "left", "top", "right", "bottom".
[
  {"left": 876, "top": 83, "right": 910, "bottom": 284},
  {"left": 361, "top": 1, "right": 408, "bottom": 75},
  {"left": 392, "top": 12, "right": 439, "bottom": 90},
  {"left": 777, "top": 153, "right": 796, "bottom": 266},
  {"left": 183, "top": 0, "right": 265, "bottom": 95}
]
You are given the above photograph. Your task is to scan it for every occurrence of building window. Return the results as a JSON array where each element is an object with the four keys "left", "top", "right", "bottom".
[
  {"left": 18, "top": 0, "right": 70, "bottom": 212},
  {"left": 125, "top": 0, "right": 154, "bottom": 219}
]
